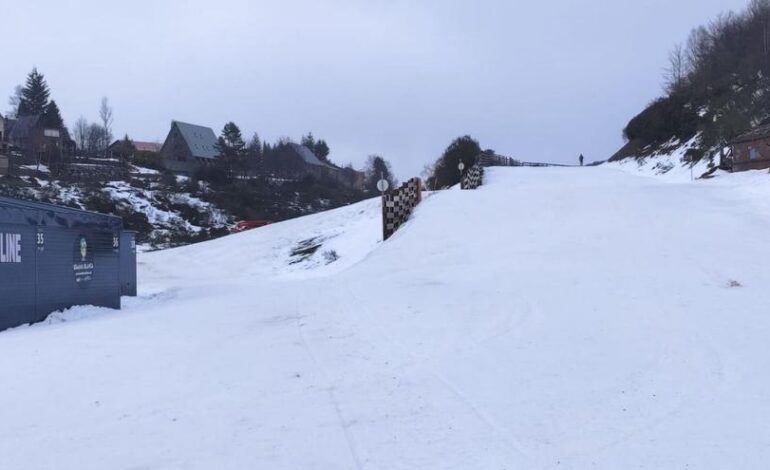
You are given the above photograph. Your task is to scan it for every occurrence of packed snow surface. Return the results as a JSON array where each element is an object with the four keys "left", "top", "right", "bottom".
[{"left": 3, "top": 167, "right": 770, "bottom": 469}]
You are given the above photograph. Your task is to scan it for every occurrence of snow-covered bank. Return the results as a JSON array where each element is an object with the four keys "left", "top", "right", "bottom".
[
  {"left": 145, "top": 195, "right": 384, "bottom": 282},
  {"left": 3, "top": 167, "right": 770, "bottom": 469}
]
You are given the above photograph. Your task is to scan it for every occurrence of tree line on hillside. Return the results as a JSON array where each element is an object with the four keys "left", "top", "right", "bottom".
[
  {"left": 4, "top": 68, "right": 405, "bottom": 189},
  {"left": 192, "top": 120, "right": 400, "bottom": 193},
  {"left": 621, "top": 0, "right": 770, "bottom": 161}
]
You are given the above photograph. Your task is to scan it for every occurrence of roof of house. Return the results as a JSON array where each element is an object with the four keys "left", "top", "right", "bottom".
[
  {"left": 6, "top": 115, "right": 41, "bottom": 141},
  {"left": 287, "top": 143, "right": 335, "bottom": 168},
  {"left": 172, "top": 121, "right": 218, "bottom": 159},
  {"left": 732, "top": 123, "right": 770, "bottom": 144},
  {"left": 134, "top": 141, "right": 162, "bottom": 153},
  {"left": 111, "top": 139, "right": 162, "bottom": 153}
]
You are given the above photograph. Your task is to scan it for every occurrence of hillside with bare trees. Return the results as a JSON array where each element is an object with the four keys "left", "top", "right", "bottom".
[{"left": 613, "top": 0, "right": 770, "bottom": 164}]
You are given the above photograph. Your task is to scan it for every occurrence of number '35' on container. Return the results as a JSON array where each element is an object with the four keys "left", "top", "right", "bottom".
[{"left": 0, "top": 196, "right": 137, "bottom": 331}]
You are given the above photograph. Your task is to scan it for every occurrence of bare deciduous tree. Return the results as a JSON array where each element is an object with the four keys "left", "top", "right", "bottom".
[
  {"left": 664, "top": 43, "right": 688, "bottom": 93},
  {"left": 86, "top": 123, "right": 108, "bottom": 156},
  {"left": 73, "top": 117, "right": 89, "bottom": 154},
  {"left": 7, "top": 85, "right": 23, "bottom": 118},
  {"left": 686, "top": 26, "right": 712, "bottom": 75},
  {"left": 99, "top": 97, "right": 113, "bottom": 153},
  {"left": 750, "top": 0, "right": 770, "bottom": 68}
]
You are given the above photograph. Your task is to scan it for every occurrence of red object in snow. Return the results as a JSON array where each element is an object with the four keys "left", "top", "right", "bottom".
[{"left": 232, "top": 220, "right": 274, "bottom": 232}]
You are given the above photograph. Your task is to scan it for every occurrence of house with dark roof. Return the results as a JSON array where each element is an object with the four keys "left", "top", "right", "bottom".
[
  {"left": 109, "top": 139, "right": 162, "bottom": 154},
  {"left": 159, "top": 121, "right": 219, "bottom": 174},
  {"left": 266, "top": 142, "right": 364, "bottom": 188},
  {"left": 3, "top": 114, "right": 74, "bottom": 165},
  {"left": 107, "top": 139, "right": 162, "bottom": 162},
  {"left": 729, "top": 123, "right": 770, "bottom": 172}
]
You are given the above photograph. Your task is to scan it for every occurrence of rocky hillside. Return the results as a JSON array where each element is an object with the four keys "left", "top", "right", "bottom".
[{"left": 0, "top": 163, "right": 366, "bottom": 249}]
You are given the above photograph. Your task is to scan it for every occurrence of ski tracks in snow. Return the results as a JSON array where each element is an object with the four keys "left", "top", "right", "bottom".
[
  {"left": 293, "top": 308, "right": 365, "bottom": 470},
  {"left": 336, "top": 281, "right": 533, "bottom": 468}
]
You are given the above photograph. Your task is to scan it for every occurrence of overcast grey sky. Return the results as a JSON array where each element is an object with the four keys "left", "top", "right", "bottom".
[{"left": 2, "top": 0, "right": 750, "bottom": 178}]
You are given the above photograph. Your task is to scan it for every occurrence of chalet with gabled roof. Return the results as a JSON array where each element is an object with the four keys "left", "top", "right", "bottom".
[{"left": 159, "top": 121, "right": 219, "bottom": 174}]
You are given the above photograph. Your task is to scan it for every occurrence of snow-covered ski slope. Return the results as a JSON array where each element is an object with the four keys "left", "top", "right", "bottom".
[{"left": 3, "top": 167, "right": 770, "bottom": 469}]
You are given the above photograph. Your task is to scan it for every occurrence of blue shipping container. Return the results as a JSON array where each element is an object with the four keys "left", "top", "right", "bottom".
[{"left": 0, "top": 196, "right": 128, "bottom": 331}]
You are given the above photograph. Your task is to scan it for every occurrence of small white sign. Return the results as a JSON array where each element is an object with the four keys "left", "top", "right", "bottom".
[{"left": 377, "top": 179, "right": 389, "bottom": 192}]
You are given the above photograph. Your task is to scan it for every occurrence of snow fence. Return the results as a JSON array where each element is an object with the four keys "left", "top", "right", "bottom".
[
  {"left": 382, "top": 178, "right": 422, "bottom": 240},
  {"left": 461, "top": 164, "right": 484, "bottom": 190}
]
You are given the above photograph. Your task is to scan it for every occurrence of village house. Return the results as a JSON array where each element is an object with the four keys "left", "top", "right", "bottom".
[
  {"left": 729, "top": 123, "right": 770, "bottom": 172},
  {"left": 107, "top": 139, "right": 162, "bottom": 161},
  {"left": 2, "top": 114, "right": 75, "bottom": 166},
  {"left": 268, "top": 142, "right": 365, "bottom": 188},
  {"left": 159, "top": 121, "right": 219, "bottom": 175},
  {"left": 108, "top": 139, "right": 162, "bottom": 154}
]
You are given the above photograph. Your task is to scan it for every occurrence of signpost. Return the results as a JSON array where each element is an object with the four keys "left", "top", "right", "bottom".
[{"left": 379, "top": 173, "right": 390, "bottom": 241}]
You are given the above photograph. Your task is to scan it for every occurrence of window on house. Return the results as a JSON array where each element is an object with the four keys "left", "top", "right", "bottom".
[{"left": 749, "top": 147, "right": 758, "bottom": 160}]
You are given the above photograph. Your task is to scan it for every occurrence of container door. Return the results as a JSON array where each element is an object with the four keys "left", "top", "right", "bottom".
[{"left": 35, "top": 227, "right": 121, "bottom": 319}]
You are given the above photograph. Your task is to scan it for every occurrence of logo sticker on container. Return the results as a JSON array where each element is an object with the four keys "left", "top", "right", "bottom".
[{"left": 73, "top": 235, "right": 94, "bottom": 287}]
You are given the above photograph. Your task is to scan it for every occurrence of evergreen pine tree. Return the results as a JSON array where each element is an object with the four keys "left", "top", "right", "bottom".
[
  {"left": 301, "top": 132, "right": 316, "bottom": 150},
  {"left": 246, "top": 133, "right": 263, "bottom": 176},
  {"left": 42, "top": 100, "right": 64, "bottom": 128},
  {"left": 364, "top": 155, "right": 397, "bottom": 193},
  {"left": 314, "top": 140, "right": 330, "bottom": 163},
  {"left": 19, "top": 68, "right": 51, "bottom": 116},
  {"left": 247, "top": 133, "right": 262, "bottom": 158},
  {"left": 216, "top": 122, "right": 245, "bottom": 157}
]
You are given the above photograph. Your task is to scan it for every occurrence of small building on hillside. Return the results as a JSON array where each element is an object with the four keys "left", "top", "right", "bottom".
[
  {"left": 3, "top": 114, "right": 75, "bottom": 165},
  {"left": 159, "top": 121, "right": 219, "bottom": 174},
  {"left": 109, "top": 139, "right": 162, "bottom": 154},
  {"left": 108, "top": 139, "right": 162, "bottom": 160},
  {"left": 267, "top": 143, "right": 364, "bottom": 188},
  {"left": 133, "top": 141, "right": 163, "bottom": 153},
  {"left": 730, "top": 124, "right": 770, "bottom": 172}
]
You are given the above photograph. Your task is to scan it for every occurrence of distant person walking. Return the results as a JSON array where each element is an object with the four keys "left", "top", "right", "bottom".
[{"left": 579, "top": 154, "right": 584, "bottom": 167}]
